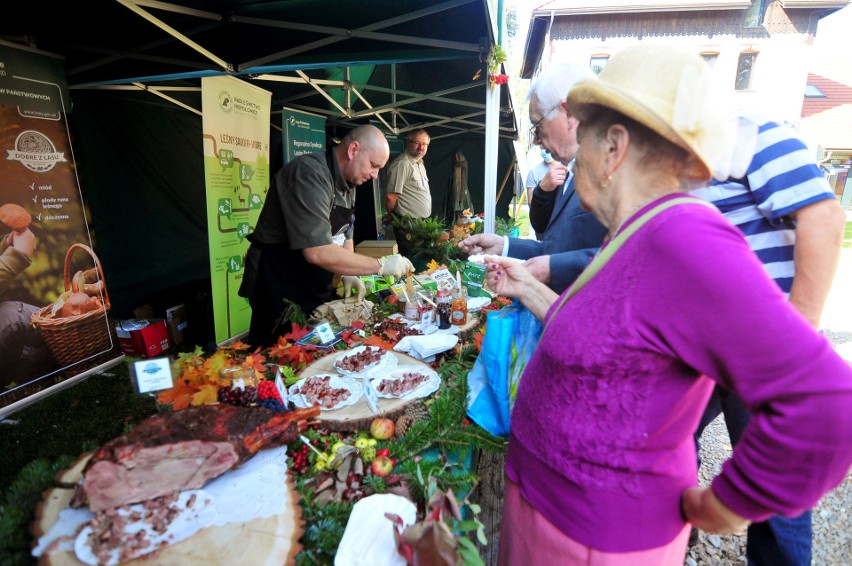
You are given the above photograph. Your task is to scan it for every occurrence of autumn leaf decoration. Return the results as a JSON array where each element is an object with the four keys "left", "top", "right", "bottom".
[{"left": 486, "top": 44, "right": 508, "bottom": 89}]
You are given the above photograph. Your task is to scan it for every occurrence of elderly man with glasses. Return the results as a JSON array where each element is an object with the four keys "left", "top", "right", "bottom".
[
  {"left": 385, "top": 128, "right": 432, "bottom": 257},
  {"left": 459, "top": 63, "right": 607, "bottom": 293}
]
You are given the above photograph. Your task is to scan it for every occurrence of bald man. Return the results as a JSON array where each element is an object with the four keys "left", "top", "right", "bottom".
[{"left": 240, "top": 125, "right": 413, "bottom": 347}]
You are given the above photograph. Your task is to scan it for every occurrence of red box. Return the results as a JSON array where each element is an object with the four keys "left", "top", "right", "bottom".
[{"left": 116, "top": 320, "right": 171, "bottom": 358}]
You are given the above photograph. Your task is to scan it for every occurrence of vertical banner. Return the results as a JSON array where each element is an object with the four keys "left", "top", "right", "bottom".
[
  {"left": 0, "top": 44, "right": 121, "bottom": 413},
  {"left": 201, "top": 76, "right": 271, "bottom": 344},
  {"left": 282, "top": 107, "right": 325, "bottom": 163}
]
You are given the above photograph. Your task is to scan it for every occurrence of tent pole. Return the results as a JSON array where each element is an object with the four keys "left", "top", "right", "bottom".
[{"left": 483, "top": 81, "right": 499, "bottom": 233}]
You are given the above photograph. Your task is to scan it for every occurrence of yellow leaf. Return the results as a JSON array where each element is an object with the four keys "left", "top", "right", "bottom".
[
  {"left": 191, "top": 384, "right": 219, "bottom": 406},
  {"left": 472, "top": 69, "right": 482, "bottom": 81}
]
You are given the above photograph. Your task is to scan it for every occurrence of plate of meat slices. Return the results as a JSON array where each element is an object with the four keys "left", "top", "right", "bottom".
[
  {"left": 333, "top": 345, "right": 396, "bottom": 377},
  {"left": 370, "top": 365, "right": 441, "bottom": 400},
  {"left": 289, "top": 374, "right": 363, "bottom": 411}
]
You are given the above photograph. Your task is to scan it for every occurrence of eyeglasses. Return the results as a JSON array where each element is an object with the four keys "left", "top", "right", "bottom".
[
  {"left": 408, "top": 140, "right": 429, "bottom": 147},
  {"left": 529, "top": 104, "right": 560, "bottom": 139}
]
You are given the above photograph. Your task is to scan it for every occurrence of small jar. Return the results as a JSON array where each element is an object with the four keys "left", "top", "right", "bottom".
[
  {"left": 417, "top": 290, "right": 435, "bottom": 324},
  {"left": 404, "top": 299, "right": 420, "bottom": 321},
  {"left": 436, "top": 288, "right": 452, "bottom": 329},
  {"left": 218, "top": 366, "right": 258, "bottom": 391},
  {"left": 451, "top": 287, "right": 468, "bottom": 326}
]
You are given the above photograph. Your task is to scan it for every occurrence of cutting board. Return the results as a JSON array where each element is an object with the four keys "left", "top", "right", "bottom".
[
  {"left": 298, "top": 349, "right": 437, "bottom": 431},
  {"left": 32, "top": 453, "right": 303, "bottom": 566}
]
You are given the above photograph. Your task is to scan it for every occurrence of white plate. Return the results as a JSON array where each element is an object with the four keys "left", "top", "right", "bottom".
[
  {"left": 369, "top": 365, "right": 441, "bottom": 400},
  {"left": 288, "top": 374, "right": 363, "bottom": 411},
  {"left": 333, "top": 345, "right": 395, "bottom": 377},
  {"left": 74, "top": 490, "right": 216, "bottom": 566}
]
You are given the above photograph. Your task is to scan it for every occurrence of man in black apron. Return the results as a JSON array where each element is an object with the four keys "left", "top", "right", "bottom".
[{"left": 240, "top": 125, "right": 414, "bottom": 347}]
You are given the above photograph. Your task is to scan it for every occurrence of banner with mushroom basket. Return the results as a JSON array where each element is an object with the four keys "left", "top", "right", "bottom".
[{"left": 0, "top": 44, "right": 121, "bottom": 413}]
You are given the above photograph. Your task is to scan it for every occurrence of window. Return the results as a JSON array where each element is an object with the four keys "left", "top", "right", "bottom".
[
  {"left": 590, "top": 55, "right": 609, "bottom": 75},
  {"left": 805, "top": 84, "right": 825, "bottom": 97},
  {"left": 735, "top": 52, "right": 757, "bottom": 91},
  {"left": 700, "top": 52, "right": 719, "bottom": 69}
]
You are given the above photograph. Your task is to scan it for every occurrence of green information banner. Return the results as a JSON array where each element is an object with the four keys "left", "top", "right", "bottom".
[
  {"left": 1, "top": 44, "right": 121, "bottom": 414},
  {"left": 282, "top": 107, "right": 325, "bottom": 163},
  {"left": 201, "top": 76, "right": 271, "bottom": 344}
]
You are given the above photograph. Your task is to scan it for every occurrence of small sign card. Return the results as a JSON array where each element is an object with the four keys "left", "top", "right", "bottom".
[
  {"left": 131, "top": 357, "right": 174, "bottom": 394},
  {"left": 314, "top": 322, "right": 337, "bottom": 344},
  {"left": 362, "top": 378, "right": 379, "bottom": 414}
]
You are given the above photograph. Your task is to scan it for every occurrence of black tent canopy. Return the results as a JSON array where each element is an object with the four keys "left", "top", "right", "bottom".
[{"left": 2, "top": 0, "right": 519, "bottom": 324}]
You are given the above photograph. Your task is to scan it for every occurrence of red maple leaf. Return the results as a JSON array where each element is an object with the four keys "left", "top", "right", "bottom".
[
  {"left": 283, "top": 324, "right": 311, "bottom": 342},
  {"left": 242, "top": 348, "right": 268, "bottom": 373}
]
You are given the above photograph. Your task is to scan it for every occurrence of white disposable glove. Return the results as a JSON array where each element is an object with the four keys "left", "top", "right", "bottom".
[
  {"left": 341, "top": 275, "right": 366, "bottom": 302},
  {"left": 378, "top": 254, "right": 414, "bottom": 278}
]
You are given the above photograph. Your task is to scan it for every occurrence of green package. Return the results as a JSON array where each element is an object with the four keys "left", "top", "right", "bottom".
[{"left": 462, "top": 262, "right": 492, "bottom": 298}]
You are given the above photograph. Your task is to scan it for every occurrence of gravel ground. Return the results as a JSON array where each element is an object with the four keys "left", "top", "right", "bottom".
[{"left": 685, "top": 328, "right": 852, "bottom": 566}]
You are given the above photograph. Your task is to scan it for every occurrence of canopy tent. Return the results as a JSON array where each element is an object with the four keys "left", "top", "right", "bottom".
[{"left": 3, "top": 0, "right": 520, "bottom": 326}]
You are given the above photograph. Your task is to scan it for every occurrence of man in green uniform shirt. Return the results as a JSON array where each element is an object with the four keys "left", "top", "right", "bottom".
[{"left": 240, "top": 125, "right": 414, "bottom": 347}]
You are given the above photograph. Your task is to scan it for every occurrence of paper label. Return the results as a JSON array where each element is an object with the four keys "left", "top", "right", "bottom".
[
  {"left": 274, "top": 368, "right": 288, "bottom": 402},
  {"left": 362, "top": 378, "right": 380, "bottom": 414},
  {"left": 132, "top": 357, "right": 173, "bottom": 393},
  {"left": 315, "top": 322, "right": 336, "bottom": 344}
]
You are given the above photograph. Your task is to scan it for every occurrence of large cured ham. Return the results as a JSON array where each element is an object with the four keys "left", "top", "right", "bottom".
[{"left": 79, "top": 404, "right": 319, "bottom": 511}]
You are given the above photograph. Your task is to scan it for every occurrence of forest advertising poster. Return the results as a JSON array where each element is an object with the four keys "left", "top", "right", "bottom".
[
  {"left": 0, "top": 44, "right": 121, "bottom": 413},
  {"left": 201, "top": 76, "right": 271, "bottom": 344}
]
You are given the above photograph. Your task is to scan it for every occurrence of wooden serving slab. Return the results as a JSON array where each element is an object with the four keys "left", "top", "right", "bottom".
[
  {"left": 299, "top": 350, "right": 437, "bottom": 431},
  {"left": 33, "top": 453, "right": 303, "bottom": 566}
]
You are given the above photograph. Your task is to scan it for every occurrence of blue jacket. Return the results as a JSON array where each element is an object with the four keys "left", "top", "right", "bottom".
[{"left": 508, "top": 178, "right": 607, "bottom": 293}]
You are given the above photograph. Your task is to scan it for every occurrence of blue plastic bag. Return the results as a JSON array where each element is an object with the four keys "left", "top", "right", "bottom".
[{"left": 466, "top": 302, "right": 542, "bottom": 437}]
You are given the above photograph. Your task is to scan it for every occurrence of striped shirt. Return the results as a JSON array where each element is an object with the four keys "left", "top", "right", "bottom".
[{"left": 690, "top": 113, "right": 835, "bottom": 294}]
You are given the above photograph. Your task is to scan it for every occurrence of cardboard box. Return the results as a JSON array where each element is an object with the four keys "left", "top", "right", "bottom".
[
  {"left": 355, "top": 240, "right": 398, "bottom": 259},
  {"left": 116, "top": 319, "right": 170, "bottom": 358},
  {"left": 165, "top": 303, "right": 188, "bottom": 346}
]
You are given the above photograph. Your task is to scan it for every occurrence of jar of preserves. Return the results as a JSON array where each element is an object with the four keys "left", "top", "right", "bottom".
[
  {"left": 436, "top": 288, "right": 452, "bottom": 329},
  {"left": 451, "top": 287, "right": 468, "bottom": 326},
  {"left": 218, "top": 366, "right": 258, "bottom": 391}
]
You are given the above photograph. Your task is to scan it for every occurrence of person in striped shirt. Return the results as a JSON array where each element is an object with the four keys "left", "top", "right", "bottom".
[{"left": 689, "top": 111, "right": 846, "bottom": 566}]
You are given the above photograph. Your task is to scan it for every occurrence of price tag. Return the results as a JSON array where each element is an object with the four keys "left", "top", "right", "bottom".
[
  {"left": 362, "top": 378, "right": 380, "bottom": 414},
  {"left": 314, "top": 322, "right": 336, "bottom": 344},
  {"left": 131, "top": 357, "right": 173, "bottom": 394}
]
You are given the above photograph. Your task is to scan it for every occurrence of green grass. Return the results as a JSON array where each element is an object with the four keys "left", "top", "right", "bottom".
[{"left": 844, "top": 220, "right": 852, "bottom": 248}]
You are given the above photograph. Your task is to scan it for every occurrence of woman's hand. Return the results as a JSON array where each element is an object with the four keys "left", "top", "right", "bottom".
[
  {"left": 486, "top": 257, "right": 536, "bottom": 300},
  {"left": 682, "top": 486, "right": 750, "bottom": 535}
]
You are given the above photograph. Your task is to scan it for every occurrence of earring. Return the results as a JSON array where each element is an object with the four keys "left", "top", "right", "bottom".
[{"left": 599, "top": 175, "right": 612, "bottom": 190}]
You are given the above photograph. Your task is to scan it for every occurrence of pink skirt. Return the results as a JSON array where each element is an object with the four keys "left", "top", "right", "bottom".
[{"left": 498, "top": 478, "right": 690, "bottom": 566}]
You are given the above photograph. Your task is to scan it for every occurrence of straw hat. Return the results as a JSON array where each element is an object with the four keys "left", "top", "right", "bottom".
[{"left": 567, "top": 43, "right": 732, "bottom": 181}]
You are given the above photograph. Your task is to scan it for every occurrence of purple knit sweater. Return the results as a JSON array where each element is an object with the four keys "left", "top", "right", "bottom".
[{"left": 505, "top": 194, "right": 852, "bottom": 552}]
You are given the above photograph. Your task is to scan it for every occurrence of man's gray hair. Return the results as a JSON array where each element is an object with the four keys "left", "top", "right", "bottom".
[{"left": 527, "top": 63, "right": 596, "bottom": 111}]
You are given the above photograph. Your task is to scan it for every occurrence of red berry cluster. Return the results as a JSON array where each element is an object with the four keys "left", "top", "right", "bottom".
[
  {"left": 490, "top": 73, "right": 509, "bottom": 85},
  {"left": 288, "top": 443, "right": 311, "bottom": 475},
  {"left": 258, "top": 379, "right": 282, "bottom": 401}
]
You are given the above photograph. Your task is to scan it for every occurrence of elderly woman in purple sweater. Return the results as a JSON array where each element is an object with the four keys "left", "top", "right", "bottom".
[{"left": 486, "top": 44, "right": 852, "bottom": 565}]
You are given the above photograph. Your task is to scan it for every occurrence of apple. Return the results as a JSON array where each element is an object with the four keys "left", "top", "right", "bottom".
[
  {"left": 370, "top": 417, "right": 395, "bottom": 440},
  {"left": 371, "top": 455, "right": 394, "bottom": 477}
]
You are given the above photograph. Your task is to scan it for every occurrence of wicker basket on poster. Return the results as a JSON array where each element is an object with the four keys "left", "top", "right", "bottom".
[{"left": 31, "top": 243, "right": 114, "bottom": 367}]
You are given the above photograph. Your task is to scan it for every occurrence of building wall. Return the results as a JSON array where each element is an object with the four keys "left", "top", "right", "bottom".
[{"left": 537, "top": 5, "right": 825, "bottom": 123}]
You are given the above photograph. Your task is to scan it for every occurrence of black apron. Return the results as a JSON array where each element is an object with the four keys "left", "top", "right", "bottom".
[{"left": 243, "top": 158, "right": 354, "bottom": 347}]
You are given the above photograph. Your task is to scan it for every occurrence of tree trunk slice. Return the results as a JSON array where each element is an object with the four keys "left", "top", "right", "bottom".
[
  {"left": 33, "top": 454, "right": 304, "bottom": 565},
  {"left": 299, "top": 350, "right": 438, "bottom": 431}
]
